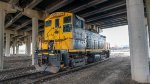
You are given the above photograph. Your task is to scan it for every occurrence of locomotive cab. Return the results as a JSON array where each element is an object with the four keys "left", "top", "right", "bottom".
[{"left": 35, "top": 12, "right": 77, "bottom": 73}]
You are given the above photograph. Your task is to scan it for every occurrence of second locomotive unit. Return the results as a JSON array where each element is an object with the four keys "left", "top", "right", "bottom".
[{"left": 35, "top": 12, "right": 110, "bottom": 73}]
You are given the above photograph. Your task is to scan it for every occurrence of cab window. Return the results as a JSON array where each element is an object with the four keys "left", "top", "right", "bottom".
[
  {"left": 63, "top": 16, "right": 72, "bottom": 32},
  {"left": 63, "top": 24, "right": 72, "bottom": 32},
  {"left": 81, "top": 20, "right": 84, "bottom": 28},
  {"left": 74, "top": 16, "right": 84, "bottom": 29},
  {"left": 64, "top": 16, "right": 71, "bottom": 24},
  {"left": 45, "top": 20, "right": 52, "bottom": 27},
  {"left": 55, "top": 19, "right": 59, "bottom": 28}
]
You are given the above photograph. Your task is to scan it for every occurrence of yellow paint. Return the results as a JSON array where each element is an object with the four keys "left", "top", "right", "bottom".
[
  {"left": 42, "top": 12, "right": 73, "bottom": 50},
  {"left": 41, "top": 41, "right": 48, "bottom": 50},
  {"left": 68, "top": 49, "right": 109, "bottom": 52},
  {"left": 40, "top": 12, "right": 110, "bottom": 53}
]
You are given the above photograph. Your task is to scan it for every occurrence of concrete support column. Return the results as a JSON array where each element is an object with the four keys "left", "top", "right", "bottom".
[
  {"left": 0, "top": 9, "right": 5, "bottom": 70},
  {"left": 12, "top": 40, "right": 16, "bottom": 55},
  {"left": 5, "top": 32, "right": 10, "bottom": 56},
  {"left": 13, "top": 39, "right": 17, "bottom": 55},
  {"left": 126, "top": 0, "right": 150, "bottom": 83},
  {"left": 145, "top": 0, "right": 150, "bottom": 44},
  {"left": 16, "top": 43, "right": 19, "bottom": 55},
  {"left": 32, "top": 17, "right": 38, "bottom": 65},
  {"left": 25, "top": 36, "right": 31, "bottom": 56}
]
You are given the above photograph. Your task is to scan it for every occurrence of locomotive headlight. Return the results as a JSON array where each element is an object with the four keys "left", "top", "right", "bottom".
[
  {"left": 49, "top": 54, "right": 55, "bottom": 56},
  {"left": 38, "top": 54, "right": 42, "bottom": 55}
]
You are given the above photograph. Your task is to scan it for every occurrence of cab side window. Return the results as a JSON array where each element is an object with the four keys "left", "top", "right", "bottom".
[
  {"left": 63, "top": 16, "right": 72, "bottom": 32},
  {"left": 45, "top": 20, "right": 52, "bottom": 27},
  {"left": 74, "top": 16, "right": 84, "bottom": 29},
  {"left": 63, "top": 24, "right": 72, "bottom": 32},
  {"left": 64, "top": 16, "right": 71, "bottom": 24},
  {"left": 55, "top": 19, "right": 59, "bottom": 28}
]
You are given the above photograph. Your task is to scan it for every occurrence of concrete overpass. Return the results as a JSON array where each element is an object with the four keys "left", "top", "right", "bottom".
[{"left": 0, "top": 0, "right": 150, "bottom": 83}]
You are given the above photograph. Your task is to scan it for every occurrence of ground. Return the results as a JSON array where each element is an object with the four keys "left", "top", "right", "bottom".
[
  {"left": 43, "top": 56, "right": 141, "bottom": 84},
  {"left": 3, "top": 56, "right": 31, "bottom": 69},
  {"left": 1, "top": 55, "right": 147, "bottom": 84}
]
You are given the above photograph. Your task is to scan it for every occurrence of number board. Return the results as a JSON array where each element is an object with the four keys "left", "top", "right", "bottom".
[{"left": 49, "top": 12, "right": 65, "bottom": 18}]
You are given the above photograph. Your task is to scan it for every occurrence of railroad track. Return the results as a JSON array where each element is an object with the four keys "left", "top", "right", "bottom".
[
  {"left": 0, "top": 66, "right": 36, "bottom": 83},
  {"left": 0, "top": 58, "right": 110, "bottom": 84},
  {"left": 0, "top": 66, "right": 35, "bottom": 74},
  {"left": 28, "top": 58, "right": 110, "bottom": 84}
]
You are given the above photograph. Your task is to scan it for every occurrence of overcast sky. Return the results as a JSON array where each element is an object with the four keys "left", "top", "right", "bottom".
[{"left": 101, "top": 25, "right": 129, "bottom": 47}]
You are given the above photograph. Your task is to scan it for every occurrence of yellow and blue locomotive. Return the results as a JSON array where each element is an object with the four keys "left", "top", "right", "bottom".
[{"left": 35, "top": 12, "right": 110, "bottom": 73}]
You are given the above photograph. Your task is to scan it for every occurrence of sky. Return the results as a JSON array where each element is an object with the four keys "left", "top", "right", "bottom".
[{"left": 101, "top": 25, "right": 129, "bottom": 47}]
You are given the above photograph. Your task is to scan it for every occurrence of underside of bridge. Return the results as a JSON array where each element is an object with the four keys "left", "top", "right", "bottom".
[
  {"left": 4, "top": 0, "right": 127, "bottom": 34},
  {"left": 0, "top": 0, "right": 129, "bottom": 61},
  {"left": 0, "top": 0, "right": 129, "bottom": 50},
  {"left": 0, "top": 0, "right": 150, "bottom": 83}
]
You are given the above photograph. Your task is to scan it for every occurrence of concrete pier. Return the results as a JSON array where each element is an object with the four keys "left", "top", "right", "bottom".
[
  {"left": 126, "top": 0, "right": 150, "bottom": 83},
  {"left": 0, "top": 9, "right": 5, "bottom": 70},
  {"left": 32, "top": 17, "right": 38, "bottom": 65},
  {"left": 25, "top": 36, "right": 31, "bottom": 56},
  {"left": 12, "top": 39, "right": 16, "bottom": 55},
  {"left": 16, "top": 43, "right": 19, "bottom": 55},
  {"left": 5, "top": 32, "right": 10, "bottom": 56},
  {"left": 146, "top": 0, "right": 150, "bottom": 43}
]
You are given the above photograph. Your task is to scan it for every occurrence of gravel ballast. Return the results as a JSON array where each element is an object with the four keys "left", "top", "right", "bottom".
[
  {"left": 0, "top": 56, "right": 143, "bottom": 84},
  {"left": 3, "top": 56, "right": 31, "bottom": 69},
  {"left": 43, "top": 56, "right": 140, "bottom": 84}
]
